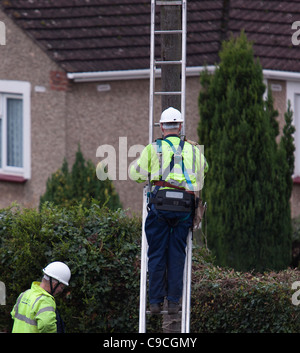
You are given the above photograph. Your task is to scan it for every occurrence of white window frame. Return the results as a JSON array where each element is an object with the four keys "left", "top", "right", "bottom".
[
  {"left": 0, "top": 80, "right": 31, "bottom": 180},
  {"left": 287, "top": 81, "right": 300, "bottom": 178}
]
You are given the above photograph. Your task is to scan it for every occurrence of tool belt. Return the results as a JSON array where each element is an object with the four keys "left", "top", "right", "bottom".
[
  {"left": 149, "top": 188, "right": 195, "bottom": 213},
  {"left": 149, "top": 138, "right": 196, "bottom": 213}
]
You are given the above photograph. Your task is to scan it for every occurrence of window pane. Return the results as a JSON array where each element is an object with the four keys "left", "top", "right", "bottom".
[{"left": 7, "top": 98, "right": 23, "bottom": 167}]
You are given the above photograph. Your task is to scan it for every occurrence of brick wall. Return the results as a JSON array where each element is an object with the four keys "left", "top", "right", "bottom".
[{"left": 50, "top": 70, "right": 69, "bottom": 91}]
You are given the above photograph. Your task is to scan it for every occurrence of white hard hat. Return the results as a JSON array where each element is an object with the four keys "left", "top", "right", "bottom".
[
  {"left": 159, "top": 107, "right": 184, "bottom": 124},
  {"left": 43, "top": 261, "right": 71, "bottom": 286}
]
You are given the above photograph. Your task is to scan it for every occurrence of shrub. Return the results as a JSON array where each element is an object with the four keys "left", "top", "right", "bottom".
[
  {"left": 1, "top": 203, "right": 300, "bottom": 333},
  {"left": 39, "top": 145, "right": 122, "bottom": 211},
  {"left": 0, "top": 202, "right": 141, "bottom": 333},
  {"left": 198, "top": 32, "right": 294, "bottom": 271},
  {"left": 191, "top": 259, "right": 300, "bottom": 333}
]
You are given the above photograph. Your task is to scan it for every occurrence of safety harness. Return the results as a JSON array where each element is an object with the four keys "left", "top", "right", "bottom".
[{"left": 149, "top": 137, "right": 197, "bottom": 213}]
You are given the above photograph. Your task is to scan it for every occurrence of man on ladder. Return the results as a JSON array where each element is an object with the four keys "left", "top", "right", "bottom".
[
  {"left": 130, "top": 107, "right": 208, "bottom": 315},
  {"left": 131, "top": 0, "right": 208, "bottom": 333}
]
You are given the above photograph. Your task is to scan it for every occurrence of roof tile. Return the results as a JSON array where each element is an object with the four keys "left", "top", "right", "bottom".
[{"left": 0, "top": 0, "right": 299, "bottom": 73}]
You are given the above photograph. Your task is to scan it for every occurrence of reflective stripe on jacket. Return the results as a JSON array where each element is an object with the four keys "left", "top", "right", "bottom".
[
  {"left": 130, "top": 135, "right": 208, "bottom": 192},
  {"left": 11, "top": 281, "right": 57, "bottom": 333}
]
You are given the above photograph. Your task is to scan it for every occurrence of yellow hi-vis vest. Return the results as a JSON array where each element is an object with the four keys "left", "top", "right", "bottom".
[
  {"left": 130, "top": 135, "right": 208, "bottom": 192},
  {"left": 11, "top": 282, "right": 57, "bottom": 333}
]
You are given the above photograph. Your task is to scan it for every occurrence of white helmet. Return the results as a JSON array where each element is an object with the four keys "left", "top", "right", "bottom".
[
  {"left": 43, "top": 261, "right": 71, "bottom": 286},
  {"left": 159, "top": 107, "right": 184, "bottom": 124}
]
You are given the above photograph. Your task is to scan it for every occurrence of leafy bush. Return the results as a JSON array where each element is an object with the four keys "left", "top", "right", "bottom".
[
  {"left": 40, "top": 145, "right": 122, "bottom": 210},
  {"left": 191, "top": 258, "right": 300, "bottom": 333},
  {"left": 0, "top": 202, "right": 141, "bottom": 333},
  {"left": 1, "top": 203, "right": 300, "bottom": 333}
]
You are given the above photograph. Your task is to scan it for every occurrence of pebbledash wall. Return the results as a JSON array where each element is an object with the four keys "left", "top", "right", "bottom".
[
  {"left": 65, "top": 75, "right": 202, "bottom": 216},
  {"left": 0, "top": 10, "right": 68, "bottom": 209},
  {"left": 0, "top": 9, "right": 299, "bottom": 218}
]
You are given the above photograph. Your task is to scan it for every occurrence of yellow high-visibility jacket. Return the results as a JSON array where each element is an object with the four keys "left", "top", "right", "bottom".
[
  {"left": 130, "top": 135, "right": 208, "bottom": 192},
  {"left": 11, "top": 281, "right": 57, "bottom": 333}
]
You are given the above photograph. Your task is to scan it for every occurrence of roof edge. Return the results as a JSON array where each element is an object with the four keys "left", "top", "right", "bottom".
[
  {"left": 67, "top": 67, "right": 300, "bottom": 83},
  {"left": 263, "top": 69, "right": 300, "bottom": 82},
  {"left": 67, "top": 66, "right": 216, "bottom": 82}
]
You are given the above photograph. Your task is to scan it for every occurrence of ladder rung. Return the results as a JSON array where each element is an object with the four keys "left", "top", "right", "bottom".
[
  {"left": 155, "top": 60, "right": 182, "bottom": 65},
  {"left": 146, "top": 310, "right": 182, "bottom": 315},
  {"left": 155, "top": 30, "right": 182, "bottom": 34},
  {"left": 155, "top": 91, "right": 182, "bottom": 95},
  {"left": 156, "top": 1, "right": 182, "bottom": 5}
]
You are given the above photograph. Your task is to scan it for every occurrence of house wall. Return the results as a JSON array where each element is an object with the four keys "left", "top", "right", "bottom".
[
  {"left": 0, "top": 9, "right": 299, "bottom": 219},
  {"left": 292, "top": 185, "right": 300, "bottom": 218},
  {"left": 263, "top": 79, "right": 300, "bottom": 219},
  {"left": 0, "top": 8, "right": 202, "bottom": 215},
  {"left": 286, "top": 82, "right": 300, "bottom": 219},
  {"left": 65, "top": 76, "right": 201, "bottom": 215},
  {"left": 66, "top": 75, "right": 300, "bottom": 219},
  {"left": 267, "top": 79, "right": 286, "bottom": 140},
  {"left": 267, "top": 79, "right": 300, "bottom": 219},
  {"left": 0, "top": 10, "right": 67, "bottom": 208}
]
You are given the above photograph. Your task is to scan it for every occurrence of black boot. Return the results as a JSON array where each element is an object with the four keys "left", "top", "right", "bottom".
[
  {"left": 168, "top": 301, "right": 179, "bottom": 314},
  {"left": 150, "top": 303, "right": 161, "bottom": 314}
]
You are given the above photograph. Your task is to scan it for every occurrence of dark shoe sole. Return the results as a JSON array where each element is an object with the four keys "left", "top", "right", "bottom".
[
  {"left": 150, "top": 304, "right": 161, "bottom": 314},
  {"left": 168, "top": 302, "right": 180, "bottom": 314}
]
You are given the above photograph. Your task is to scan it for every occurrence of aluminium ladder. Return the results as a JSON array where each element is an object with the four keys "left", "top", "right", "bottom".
[{"left": 139, "top": 0, "right": 192, "bottom": 333}]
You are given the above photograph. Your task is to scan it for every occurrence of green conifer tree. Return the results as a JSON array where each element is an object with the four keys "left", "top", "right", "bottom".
[
  {"left": 198, "top": 32, "right": 294, "bottom": 271},
  {"left": 40, "top": 145, "right": 122, "bottom": 210}
]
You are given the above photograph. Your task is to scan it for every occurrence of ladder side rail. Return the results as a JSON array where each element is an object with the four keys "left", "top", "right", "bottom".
[
  {"left": 180, "top": 0, "right": 190, "bottom": 333},
  {"left": 142, "top": 0, "right": 192, "bottom": 334},
  {"left": 139, "top": 186, "right": 150, "bottom": 333},
  {"left": 181, "top": 233, "right": 188, "bottom": 333},
  {"left": 149, "top": 0, "right": 156, "bottom": 145},
  {"left": 185, "top": 229, "right": 193, "bottom": 333},
  {"left": 181, "top": 0, "right": 187, "bottom": 137},
  {"left": 140, "top": 0, "right": 155, "bottom": 333},
  {"left": 181, "top": 229, "right": 192, "bottom": 333},
  {"left": 180, "top": 1, "right": 189, "bottom": 332}
]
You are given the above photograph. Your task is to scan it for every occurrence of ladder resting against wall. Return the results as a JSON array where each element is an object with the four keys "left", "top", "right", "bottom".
[{"left": 138, "top": 0, "right": 192, "bottom": 333}]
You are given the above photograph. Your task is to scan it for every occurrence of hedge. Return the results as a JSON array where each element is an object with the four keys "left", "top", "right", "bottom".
[
  {"left": 1, "top": 203, "right": 300, "bottom": 333},
  {"left": 0, "top": 202, "right": 142, "bottom": 333},
  {"left": 191, "top": 259, "right": 300, "bottom": 333}
]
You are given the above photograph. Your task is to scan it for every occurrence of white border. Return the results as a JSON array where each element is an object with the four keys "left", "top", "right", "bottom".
[
  {"left": 67, "top": 67, "right": 300, "bottom": 83},
  {"left": 287, "top": 81, "right": 300, "bottom": 177},
  {"left": 0, "top": 80, "right": 31, "bottom": 179}
]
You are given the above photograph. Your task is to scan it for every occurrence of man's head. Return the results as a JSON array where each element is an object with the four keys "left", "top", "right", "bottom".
[
  {"left": 159, "top": 107, "right": 183, "bottom": 137},
  {"left": 41, "top": 276, "right": 65, "bottom": 296},
  {"left": 41, "top": 261, "right": 71, "bottom": 296},
  {"left": 161, "top": 122, "right": 182, "bottom": 136}
]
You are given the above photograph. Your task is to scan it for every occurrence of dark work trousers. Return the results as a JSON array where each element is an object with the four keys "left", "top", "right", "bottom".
[{"left": 145, "top": 204, "right": 193, "bottom": 304}]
